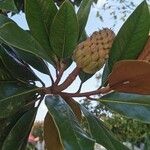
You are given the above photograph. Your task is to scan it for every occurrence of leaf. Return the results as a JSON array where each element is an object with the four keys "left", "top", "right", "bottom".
[
  {"left": 0, "top": 82, "right": 39, "bottom": 118},
  {"left": 0, "top": 15, "right": 52, "bottom": 63},
  {"left": 81, "top": 106, "right": 129, "bottom": 150},
  {"left": 101, "top": 61, "right": 110, "bottom": 86},
  {"left": 108, "top": 60, "right": 150, "bottom": 95},
  {"left": 100, "top": 92, "right": 150, "bottom": 123},
  {"left": 50, "top": 0, "right": 78, "bottom": 58},
  {"left": 77, "top": 0, "right": 93, "bottom": 39},
  {"left": 79, "top": 71, "right": 93, "bottom": 83},
  {"left": 25, "top": 0, "right": 56, "bottom": 58},
  {"left": 2, "top": 108, "right": 37, "bottom": 149},
  {"left": 17, "top": 50, "right": 50, "bottom": 75},
  {"left": 45, "top": 95, "right": 95, "bottom": 150},
  {"left": 0, "top": 59, "right": 13, "bottom": 80},
  {"left": 103, "top": 1, "right": 150, "bottom": 81},
  {"left": 61, "top": 95, "right": 82, "bottom": 122},
  {"left": 0, "top": 0, "right": 17, "bottom": 12},
  {"left": 0, "top": 44, "right": 40, "bottom": 82},
  {"left": 0, "top": 102, "right": 34, "bottom": 148},
  {"left": 44, "top": 112, "right": 64, "bottom": 150}
]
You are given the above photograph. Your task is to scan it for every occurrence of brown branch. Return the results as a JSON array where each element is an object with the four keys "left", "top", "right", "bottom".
[
  {"left": 60, "top": 85, "right": 111, "bottom": 98},
  {"left": 55, "top": 66, "right": 81, "bottom": 92},
  {"left": 54, "top": 62, "right": 65, "bottom": 85}
]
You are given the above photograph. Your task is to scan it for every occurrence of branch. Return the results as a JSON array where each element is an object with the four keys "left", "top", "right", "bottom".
[
  {"left": 55, "top": 66, "right": 81, "bottom": 92},
  {"left": 60, "top": 85, "right": 111, "bottom": 98}
]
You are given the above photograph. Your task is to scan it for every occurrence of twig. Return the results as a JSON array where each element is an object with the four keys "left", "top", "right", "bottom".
[
  {"left": 55, "top": 66, "right": 81, "bottom": 92},
  {"left": 60, "top": 86, "right": 110, "bottom": 98},
  {"left": 54, "top": 62, "right": 65, "bottom": 85}
]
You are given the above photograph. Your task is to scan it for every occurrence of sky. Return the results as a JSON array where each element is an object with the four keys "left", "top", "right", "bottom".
[{"left": 10, "top": 0, "right": 143, "bottom": 120}]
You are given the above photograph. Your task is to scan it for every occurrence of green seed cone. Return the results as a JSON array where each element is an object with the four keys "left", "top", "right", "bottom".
[{"left": 73, "top": 28, "right": 115, "bottom": 74}]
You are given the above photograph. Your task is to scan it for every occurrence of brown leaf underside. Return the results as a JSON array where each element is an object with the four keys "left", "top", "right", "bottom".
[{"left": 108, "top": 60, "right": 150, "bottom": 95}]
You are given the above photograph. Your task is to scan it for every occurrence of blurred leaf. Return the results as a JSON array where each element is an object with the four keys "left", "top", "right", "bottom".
[
  {"left": 45, "top": 95, "right": 95, "bottom": 150},
  {"left": 102, "top": 1, "right": 150, "bottom": 81},
  {"left": 50, "top": 0, "right": 78, "bottom": 58},
  {"left": 81, "top": 106, "right": 129, "bottom": 150},
  {"left": 17, "top": 50, "right": 50, "bottom": 75},
  {"left": 0, "top": 82, "right": 39, "bottom": 118},
  {"left": 108, "top": 60, "right": 150, "bottom": 95},
  {"left": 0, "top": 59, "right": 13, "bottom": 80},
  {"left": 138, "top": 36, "right": 150, "bottom": 61},
  {"left": 2, "top": 108, "right": 37, "bottom": 149},
  {"left": 0, "top": 0, "right": 17, "bottom": 12},
  {"left": 0, "top": 44, "right": 40, "bottom": 82},
  {"left": 78, "top": 30, "right": 87, "bottom": 43},
  {"left": 101, "top": 92, "right": 150, "bottom": 123},
  {"left": 0, "top": 15, "right": 52, "bottom": 63},
  {"left": 14, "top": 0, "right": 24, "bottom": 12},
  {"left": 25, "top": 0, "right": 55, "bottom": 61},
  {"left": 44, "top": 112, "right": 64, "bottom": 150},
  {"left": 77, "top": 0, "right": 93, "bottom": 39}
]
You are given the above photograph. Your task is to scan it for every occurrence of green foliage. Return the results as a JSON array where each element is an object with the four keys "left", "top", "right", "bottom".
[
  {"left": 45, "top": 96, "right": 95, "bottom": 150},
  {"left": 105, "top": 113, "right": 150, "bottom": 144},
  {"left": 102, "top": 0, "right": 150, "bottom": 84},
  {"left": 0, "top": 0, "right": 149, "bottom": 149},
  {"left": 50, "top": 0, "right": 78, "bottom": 59}
]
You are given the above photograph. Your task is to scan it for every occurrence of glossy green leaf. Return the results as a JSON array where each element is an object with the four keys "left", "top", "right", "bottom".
[
  {"left": 0, "top": 0, "right": 17, "bottom": 12},
  {"left": 2, "top": 108, "right": 37, "bottom": 149},
  {"left": 25, "top": 0, "right": 56, "bottom": 59},
  {"left": 77, "top": 0, "right": 93, "bottom": 39},
  {"left": 102, "top": 1, "right": 150, "bottom": 82},
  {"left": 17, "top": 50, "right": 50, "bottom": 75},
  {"left": 45, "top": 95, "right": 95, "bottom": 150},
  {"left": 81, "top": 105, "right": 129, "bottom": 150},
  {"left": 0, "top": 44, "right": 40, "bottom": 82},
  {"left": 0, "top": 82, "right": 39, "bottom": 118},
  {"left": 50, "top": 0, "right": 78, "bottom": 58},
  {"left": 0, "top": 15, "right": 51, "bottom": 63},
  {"left": 0, "top": 102, "right": 34, "bottom": 148},
  {"left": 101, "top": 92, "right": 150, "bottom": 123}
]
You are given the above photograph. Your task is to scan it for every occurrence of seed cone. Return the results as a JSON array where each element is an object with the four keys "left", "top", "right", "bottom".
[{"left": 73, "top": 28, "right": 115, "bottom": 74}]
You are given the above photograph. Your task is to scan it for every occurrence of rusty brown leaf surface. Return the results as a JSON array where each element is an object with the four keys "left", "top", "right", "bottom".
[
  {"left": 44, "top": 112, "right": 63, "bottom": 150},
  {"left": 108, "top": 60, "right": 150, "bottom": 95}
]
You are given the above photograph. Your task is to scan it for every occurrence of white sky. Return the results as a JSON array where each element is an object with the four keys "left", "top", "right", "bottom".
[{"left": 10, "top": 0, "right": 143, "bottom": 120}]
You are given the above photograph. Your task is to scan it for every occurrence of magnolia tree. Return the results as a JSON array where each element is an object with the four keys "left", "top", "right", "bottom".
[{"left": 0, "top": 0, "right": 150, "bottom": 150}]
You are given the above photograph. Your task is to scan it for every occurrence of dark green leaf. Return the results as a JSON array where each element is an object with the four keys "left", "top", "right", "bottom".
[
  {"left": 0, "top": 44, "right": 40, "bottom": 82},
  {"left": 79, "top": 71, "right": 93, "bottom": 83},
  {"left": 0, "top": 59, "right": 13, "bottom": 80},
  {"left": 50, "top": 0, "right": 78, "bottom": 58},
  {"left": 0, "top": 102, "right": 34, "bottom": 148},
  {"left": 17, "top": 50, "right": 50, "bottom": 75},
  {"left": 2, "top": 108, "right": 37, "bottom": 149},
  {"left": 25, "top": 0, "right": 56, "bottom": 60},
  {"left": 81, "top": 105, "right": 129, "bottom": 150},
  {"left": 45, "top": 95, "right": 95, "bottom": 150},
  {"left": 0, "top": 15, "right": 52, "bottom": 62},
  {"left": 0, "top": 0, "right": 17, "bottom": 12},
  {"left": 103, "top": 1, "right": 150, "bottom": 80},
  {"left": 77, "top": 0, "right": 93, "bottom": 39},
  {"left": 101, "top": 61, "right": 110, "bottom": 86},
  {"left": 101, "top": 92, "right": 150, "bottom": 123},
  {"left": 0, "top": 82, "right": 39, "bottom": 118}
]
